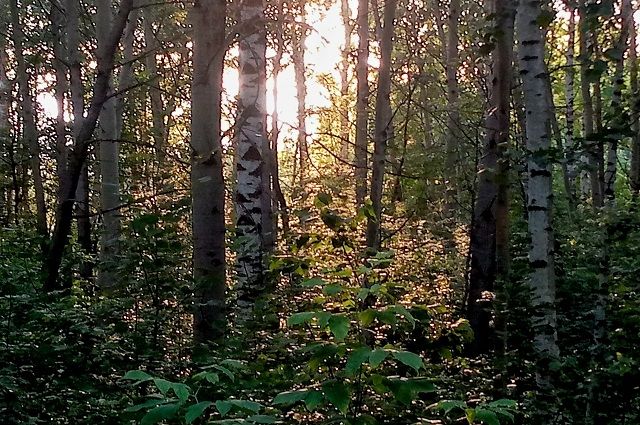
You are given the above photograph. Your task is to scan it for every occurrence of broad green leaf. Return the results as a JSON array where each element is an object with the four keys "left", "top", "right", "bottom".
[
  {"left": 228, "top": 399, "right": 262, "bottom": 413},
  {"left": 323, "top": 284, "right": 345, "bottom": 296},
  {"left": 328, "top": 314, "right": 350, "bottom": 340},
  {"left": 140, "top": 403, "right": 180, "bottom": 425},
  {"left": 247, "top": 415, "right": 277, "bottom": 424},
  {"left": 323, "top": 380, "right": 350, "bottom": 414},
  {"left": 389, "top": 305, "right": 416, "bottom": 327},
  {"left": 288, "top": 312, "right": 315, "bottom": 326},
  {"left": 487, "top": 399, "right": 517, "bottom": 409},
  {"left": 434, "top": 400, "right": 467, "bottom": 414},
  {"left": 475, "top": 408, "right": 500, "bottom": 425},
  {"left": 345, "top": 346, "right": 372, "bottom": 375},
  {"left": 358, "top": 309, "right": 377, "bottom": 326},
  {"left": 272, "top": 389, "right": 308, "bottom": 405},
  {"left": 304, "top": 390, "right": 324, "bottom": 411},
  {"left": 122, "top": 370, "right": 153, "bottom": 382},
  {"left": 316, "top": 311, "right": 331, "bottom": 328},
  {"left": 369, "top": 349, "right": 388, "bottom": 368},
  {"left": 172, "top": 383, "right": 191, "bottom": 402},
  {"left": 316, "top": 192, "right": 332, "bottom": 206},
  {"left": 215, "top": 400, "right": 233, "bottom": 417},
  {"left": 465, "top": 408, "right": 476, "bottom": 424},
  {"left": 392, "top": 351, "right": 424, "bottom": 372},
  {"left": 221, "top": 359, "right": 246, "bottom": 369},
  {"left": 387, "top": 379, "right": 413, "bottom": 404},
  {"left": 185, "top": 401, "right": 212, "bottom": 424},
  {"left": 124, "top": 398, "right": 167, "bottom": 413},
  {"left": 301, "top": 277, "right": 326, "bottom": 287},
  {"left": 213, "top": 365, "right": 235, "bottom": 382},
  {"left": 153, "top": 378, "right": 172, "bottom": 395}
]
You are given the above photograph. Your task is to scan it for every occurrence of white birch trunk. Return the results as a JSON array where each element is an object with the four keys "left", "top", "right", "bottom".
[
  {"left": 515, "top": 0, "right": 559, "bottom": 397},
  {"left": 236, "top": 0, "right": 269, "bottom": 318},
  {"left": 354, "top": 0, "right": 369, "bottom": 206},
  {"left": 564, "top": 6, "right": 577, "bottom": 199}
]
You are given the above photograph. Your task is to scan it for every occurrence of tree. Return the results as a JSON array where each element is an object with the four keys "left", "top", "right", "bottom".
[
  {"left": 190, "top": 0, "right": 227, "bottom": 341},
  {"left": 235, "top": 0, "right": 270, "bottom": 318},
  {"left": 43, "top": 0, "right": 134, "bottom": 291},
  {"left": 96, "top": 0, "right": 123, "bottom": 287},
  {"left": 466, "top": 0, "right": 515, "bottom": 354},
  {"left": 10, "top": 0, "right": 48, "bottom": 243},
  {"left": 515, "top": 0, "right": 559, "bottom": 407},
  {"left": 354, "top": 0, "right": 369, "bottom": 206},
  {"left": 292, "top": 0, "right": 309, "bottom": 189}
]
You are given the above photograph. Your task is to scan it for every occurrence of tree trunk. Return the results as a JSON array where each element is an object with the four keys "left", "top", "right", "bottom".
[
  {"left": 67, "top": 0, "right": 93, "bottom": 281},
  {"left": 443, "top": 0, "right": 461, "bottom": 215},
  {"left": 235, "top": 0, "right": 269, "bottom": 318},
  {"left": 603, "top": 0, "right": 631, "bottom": 203},
  {"left": 143, "top": 4, "right": 167, "bottom": 162},
  {"left": 630, "top": 2, "right": 640, "bottom": 198},
  {"left": 51, "top": 5, "right": 69, "bottom": 194},
  {"left": 270, "top": 0, "right": 289, "bottom": 237},
  {"left": 578, "top": 0, "right": 595, "bottom": 201},
  {"left": 96, "top": 0, "right": 122, "bottom": 287},
  {"left": 10, "top": 0, "right": 48, "bottom": 241},
  {"left": 564, "top": 6, "right": 577, "bottom": 201},
  {"left": 354, "top": 0, "right": 369, "bottom": 206},
  {"left": 339, "top": 0, "right": 353, "bottom": 161},
  {"left": 466, "top": 0, "right": 514, "bottom": 354},
  {"left": 365, "top": 0, "right": 396, "bottom": 250},
  {"left": 516, "top": 0, "right": 560, "bottom": 408},
  {"left": 292, "top": 2, "right": 308, "bottom": 190},
  {"left": 0, "top": 35, "right": 9, "bottom": 224},
  {"left": 43, "top": 0, "right": 133, "bottom": 291},
  {"left": 191, "top": 0, "right": 227, "bottom": 341}
]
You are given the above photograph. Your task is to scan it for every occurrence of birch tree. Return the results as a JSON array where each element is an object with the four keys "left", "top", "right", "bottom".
[
  {"left": 191, "top": 0, "right": 227, "bottom": 341},
  {"left": 516, "top": 0, "right": 560, "bottom": 405},
  {"left": 630, "top": 2, "right": 640, "bottom": 198},
  {"left": 292, "top": 1, "right": 309, "bottom": 188},
  {"left": 235, "top": 0, "right": 270, "bottom": 318}
]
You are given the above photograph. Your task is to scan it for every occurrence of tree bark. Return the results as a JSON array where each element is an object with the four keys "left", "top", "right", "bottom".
[
  {"left": 43, "top": 0, "right": 134, "bottom": 291},
  {"left": 466, "top": 0, "right": 514, "bottom": 355},
  {"left": 235, "top": 0, "right": 269, "bottom": 318},
  {"left": 564, "top": 6, "right": 577, "bottom": 201},
  {"left": 191, "top": 0, "right": 227, "bottom": 341},
  {"left": 630, "top": 1, "right": 640, "bottom": 198},
  {"left": 578, "top": 0, "right": 595, "bottom": 200},
  {"left": 292, "top": 1, "right": 308, "bottom": 189},
  {"left": 339, "top": 0, "right": 353, "bottom": 161},
  {"left": 516, "top": 0, "right": 560, "bottom": 408},
  {"left": 10, "top": 0, "right": 48, "bottom": 241},
  {"left": 354, "top": 0, "right": 369, "bottom": 206},
  {"left": 365, "top": 0, "right": 396, "bottom": 251},
  {"left": 96, "top": 0, "right": 122, "bottom": 287}
]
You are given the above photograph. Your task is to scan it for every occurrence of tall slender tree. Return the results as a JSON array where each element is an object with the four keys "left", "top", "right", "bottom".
[
  {"left": 235, "top": 0, "right": 270, "bottom": 318},
  {"left": 292, "top": 1, "right": 309, "bottom": 189},
  {"left": 354, "top": 0, "right": 369, "bottom": 206},
  {"left": 366, "top": 0, "right": 397, "bottom": 250},
  {"left": 516, "top": 0, "right": 560, "bottom": 408},
  {"left": 191, "top": 0, "right": 227, "bottom": 341},
  {"left": 466, "top": 0, "right": 515, "bottom": 354},
  {"left": 630, "top": 2, "right": 640, "bottom": 198}
]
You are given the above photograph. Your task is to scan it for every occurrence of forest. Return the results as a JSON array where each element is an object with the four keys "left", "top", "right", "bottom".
[{"left": 0, "top": 0, "right": 639, "bottom": 423}]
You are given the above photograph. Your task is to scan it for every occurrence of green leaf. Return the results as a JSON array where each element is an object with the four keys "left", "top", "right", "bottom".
[
  {"left": 153, "top": 378, "right": 173, "bottom": 395},
  {"left": 247, "top": 415, "right": 277, "bottom": 424},
  {"left": 172, "top": 383, "right": 191, "bottom": 402},
  {"left": 316, "top": 311, "right": 331, "bottom": 328},
  {"left": 345, "top": 347, "right": 372, "bottom": 375},
  {"left": 328, "top": 314, "right": 350, "bottom": 340},
  {"left": 122, "top": 370, "right": 153, "bottom": 382},
  {"left": 465, "top": 408, "right": 476, "bottom": 424},
  {"left": 434, "top": 400, "right": 467, "bottom": 414},
  {"left": 301, "top": 277, "right": 327, "bottom": 287},
  {"left": 316, "top": 192, "right": 332, "bottom": 206},
  {"left": 392, "top": 351, "right": 424, "bottom": 372},
  {"left": 386, "top": 379, "right": 413, "bottom": 404},
  {"left": 358, "top": 309, "right": 377, "bottom": 326},
  {"left": 272, "top": 389, "right": 309, "bottom": 405},
  {"left": 369, "top": 349, "right": 388, "bottom": 368},
  {"left": 475, "top": 408, "right": 500, "bottom": 425},
  {"left": 124, "top": 398, "right": 167, "bottom": 413},
  {"left": 487, "top": 399, "right": 517, "bottom": 409},
  {"left": 389, "top": 305, "right": 416, "bottom": 328},
  {"left": 287, "top": 312, "right": 315, "bottom": 326},
  {"left": 212, "top": 365, "right": 235, "bottom": 382},
  {"left": 140, "top": 403, "right": 180, "bottom": 425},
  {"left": 304, "top": 390, "right": 325, "bottom": 411},
  {"left": 323, "top": 284, "right": 345, "bottom": 296},
  {"left": 215, "top": 400, "right": 233, "bottom": 417},
  {"left": 323, "top": 380, "right": 351, "bottom": 414},
  {"left": 185, "top": 401, "right": 212, "bottom": 424}
]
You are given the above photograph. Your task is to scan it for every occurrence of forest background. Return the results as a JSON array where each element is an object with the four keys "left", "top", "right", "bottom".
[{"left": 0, "top": 0, "right": 639, "bottom": 423}]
